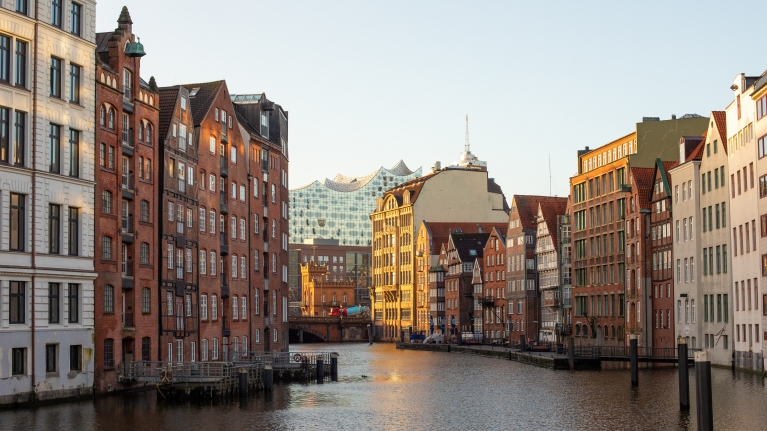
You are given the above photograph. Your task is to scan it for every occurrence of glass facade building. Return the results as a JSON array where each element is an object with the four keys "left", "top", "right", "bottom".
[{"left": 289, "top": 161, "right": 421, "bottom": 246}]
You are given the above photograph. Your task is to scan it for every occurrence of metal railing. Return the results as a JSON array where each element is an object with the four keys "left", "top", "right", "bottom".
[
  {"left": 572, "top": 346, "right": 699, "bottom": 359},
  {"left": 122, "top": 311, "right": 134, "bottom": 328}
]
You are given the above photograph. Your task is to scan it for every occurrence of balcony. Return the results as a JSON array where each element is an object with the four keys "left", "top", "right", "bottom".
[
  {"left": 544, "top": 298, "right": 561, "bottom": 308},
  {"left": 221, "top": 272, "right": 230, "bottom": 298},
  {"left": 220, "top": 232, "right": 229, "bottom": 256},
  {"left": 121, "top": 174, "right": 135, "bottom": 200},
  {"left": 121, "top": 265, "right": 134, "bottom": 289},
  {"left": 122, "top": 142, "right": 134, "bottom": 157},
  {"left": 222, "top": 313, "right": 230, "bottom": 337},
  {"left": 329, "top": 301, "right": 340, "bottom": 307},
  {"left": 220, "top": 156, "right": 228, "bottom": 178},
  {"left": 480, "top": 296, "right": 495, "bottom": 307},
  {"left": 122, "top": 312, "right": 134, "bottom": 329},
  {"left": 121, "top": 215, "right": 134, "bottom": 244},
  {"left": 620, "top": 184, "right": 632, "bottom": 193},
  {"left": 220, "top": 193, "right": 229, "bottom": 215}
]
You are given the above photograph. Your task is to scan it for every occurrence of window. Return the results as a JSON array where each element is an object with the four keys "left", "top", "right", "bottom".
[
  {"left": 67, "top": 284, "right": 79, "bottom": 323},
  {"left": 201, "top": 294, "right": 208, "bottom": 320},
  {"left": 0, "top": 107, "right": 9, "bottom": 163},
  {"left": 16, "top": 0, "right": 28, "bottom": 15},
  {"left": 102, "top": 284, "right": 115, "bottom": 313},
  {"left": 232, "top": 296, "right": 239, "bottom": 320},
  {"left": 49, "top": 123, "right": 60, "bottom": 173},
  {"left": 52, "top": 0, "right": 63, "bottom": 26},
  {"left": 49, "top": 204, "right": 61, "bottom": 254},
  {"left": 10, "top": 281, "right": 25, "bottom": 323},
  {"left": 70, "top": 2, "right": 82, "bottom": 36},
  {"left": 0, "top": 35, "right": 9, "bottom": 83},
  {"left": 200, "top": 249, "right": 207, "bottom": 274},
  {"left": 68, "top": 207, "right": 79, "bottom": 256},
  {"left": 212, "top": 295, "right": 218, "bottom": 320},
  {"left": 69, "top": 344, "right": 83, "bottom": 372},
  {"left": 45, "top": 344, "right": 58, "bottom": 373},
  {"left": 139, "top": 242, "right": 149, "bottom": 264},
  {"left": 123, "top": 68, "right": 132, "bottom": 100},
  {"left": 241, "top": 297, "right": 247, "bottom": 321},
  {"left": 255, "top": 289, "right": 260, "bottom": 315},
  {"left": 49, "top": 283, "right": 60, "bottom": 324},
  {"left": 104, "top": 339, "right": 114, "bottom": 368},
  {"left": 15, "top": 40, "right": 26, "bottom": 87},
  {"left": 69, "top": 64, "right": 81, "bottom": 103},
  {"left": 12, "top": 348, "right": 26, "bottom": 376},
  {"left": 10, "top": 193, "right": 25, "bottom": 251},
  {"left": 240, "top": 218, "right": 246, "bottom": 240},
  {"left": 68, "top": 129, "right": 80, "bottom": 177},
  {"left": 141, "top": 287, "right": 150, "bottom": 313},
  {"left": 50, "top": 57, "right": 61, "bottom": 97},
  {"left": 137, "top": 199, "right": 148, "bottom": 222},
  {"left": 102, "top": 236, "right": 112, "bottom": 259}
]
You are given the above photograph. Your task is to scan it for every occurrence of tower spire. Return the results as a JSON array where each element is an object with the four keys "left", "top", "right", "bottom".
[{"left": 465, "top": 114, "right": 470, "bottom": 152}]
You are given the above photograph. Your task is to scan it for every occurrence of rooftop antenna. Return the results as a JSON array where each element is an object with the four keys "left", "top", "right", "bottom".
[
  {"left": 549, "top": 153, "right": 552, "bottom": 196},
  {"left": 465, "top": 114, "right": 470, "bottom": 153}
]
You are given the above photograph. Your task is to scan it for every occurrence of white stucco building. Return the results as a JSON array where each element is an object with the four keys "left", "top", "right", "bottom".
[
  {"left": 0, "top": 0, "right": 96, "bottom": 404},
  {"left": 751, "top": 71, "right": 767, "bottom": 371},
  {"left": 727, "top": 73, "right": 762, "bottom": 372}
]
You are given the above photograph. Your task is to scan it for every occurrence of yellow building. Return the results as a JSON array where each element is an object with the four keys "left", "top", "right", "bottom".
[
  {"left": 371, "top": 163, "right": 509, "bottom": 340},
  {"left": 300, "top": 262, "right": 356, "bottom": 317}
]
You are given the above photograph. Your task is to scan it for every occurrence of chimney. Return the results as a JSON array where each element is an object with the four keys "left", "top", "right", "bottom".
[
  {"left": 672, "top": 114, "right": 677, "bottom": 120},
  {"left": 432, "top": 161, "right": 441, "bottom": 172}
]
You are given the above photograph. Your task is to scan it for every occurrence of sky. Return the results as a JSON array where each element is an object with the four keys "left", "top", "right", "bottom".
[{"left": 96, "top": 0, "right": 767, "bottom": 198}]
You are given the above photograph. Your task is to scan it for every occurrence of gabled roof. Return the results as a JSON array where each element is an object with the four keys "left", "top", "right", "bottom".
[
  {"left": 511, "top": 195, "right": 566, "bottom": 230},
  {"left": 421, "top": 221, "right": 507, "bottom": 255},
  {"left": 537, "top": 198, "right": 568, "bottom": 247},
  {"left": 180, "top": 80, "right": 225, "bottom": 126},
  {"left": 630, "top": 167, "right": 655, "bottom": 209},
  {"left": 711, "top": 111, "right": 727, "bottom": 154},
  {"left": 157, "top": 86, "right": 180, "bottom": 142},
  {"left": 649, "top": 159, "right": 678, "bottom": 203},
  {"left": 385, "top": 171, "right": 440, "bottom": 204},
  {"left": 448, "top": 233, "right": 492, "bottom": 264}
]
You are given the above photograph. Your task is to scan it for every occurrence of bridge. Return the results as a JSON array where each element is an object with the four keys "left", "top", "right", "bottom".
[{"left": 289, "top": 316, "right": 370, "bottom": 343}]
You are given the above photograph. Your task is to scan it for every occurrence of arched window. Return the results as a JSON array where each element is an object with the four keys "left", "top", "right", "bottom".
[
  {"left": 138, "top": 121, "right": 144, "bottom": 141},
  {"left": 103, "top": 284, "right": 114, "bottom": 313},
  {"left": 255, "top": 328, "right": 260, "bottom": 343},
  {"left": 255, "top": 289, "right": 260, "bottom": 315},
  {"left": 108, "top": 108, "right": 115, "bottom": 129},
  {"left": 146, "top": 123, "right": 153, "bottom": 144},
  {"left": 603, "top": 325, "right": 608, "bottom": 339},
  {"left": 582, "top": 325, "right": 588, "bottom": 338},
  {"left": 100, "top": 105, "right": 106, "bottom": 127}
]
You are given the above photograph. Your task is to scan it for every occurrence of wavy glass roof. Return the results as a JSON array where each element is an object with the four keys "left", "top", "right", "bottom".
[{"left": 290, "top": 161, "right": 421, "bottom": 246}]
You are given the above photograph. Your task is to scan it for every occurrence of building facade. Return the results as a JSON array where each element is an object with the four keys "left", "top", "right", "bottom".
[
  {"left": 753, "top": 71, "right": 767, "bottom": 371},
  {"left": 288, "top": 239, "right": 371, "bottom": 307},
  {"left": 535, "top": 200, "right": 568, "bottom": 342},
  {"left": 0, "top": 0, "right": 98, "bottom": 404},
  {"left": 157, "top": 84, "right": 198, "bottom": 363},
  {"left": 299, "top": 262, "right": 356, "bottom": 317},
  {"left": 727, "top": 74, "right": 762, "bottom": 372},
  {"left": 478, "top": 227, "right": 507, "bottom": 342},
  {"left": 625, "top": 166, "right": 653, "bottom": 347},
  {"left": 649, "top": 160, "right": 677, "bottom": 349},
  {"left": 371, "top": 163, "right": 509, "bottom": 340},
  {"left": 570, "top": 116, "right": 708, "bottom": 347}
]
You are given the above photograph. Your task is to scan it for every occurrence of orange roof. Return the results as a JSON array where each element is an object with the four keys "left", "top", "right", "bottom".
[
  {"left": 538, "top": 199, "right": 568, "bottom": 247},
  {"left": 630, "top": 167, "right": 655, "bottom": 209},
  {"left": 712, "top": 111, "right": 727, "bottom": 154},
  {"left": 512, "top": 195, "right": 567, "bottom": 230}
]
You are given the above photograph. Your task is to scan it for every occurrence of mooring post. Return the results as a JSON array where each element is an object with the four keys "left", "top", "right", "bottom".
[
  {"left": 367, "top": 324, "right": 373, "bottom": 345},
  {"left": 264, "top": 364, "right": 274, "bottom": 391},
  {"left": 330, "top": 353, "right": 338, "bottom": 382},
  {"left": 695, "top": 350, "right": 714, "bottom": 431},
  {"left": 239, "top": 368, "right": 248, "bottom": 397},
  {"left": 678, "top": 337, "right": 689, "bottom": 411},
  {"left": 299, "top": 329, "right": 304, "bottom": 344},
  {"left": 520, "top": 335, "right": 526, "bottom": 352},
  {"left": 316, "top": 357, "right": 324, "bottom": 384},
  {"left": 568, "top": 337, "right": 575, "bottom": 371},
  {"left": 629, "top": 335, "right": 638, "bottom": 386}
]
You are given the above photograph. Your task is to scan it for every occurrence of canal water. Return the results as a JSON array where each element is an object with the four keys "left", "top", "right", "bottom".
[{"left": 2, "top": 343, "right": 766, "bottom": 430}]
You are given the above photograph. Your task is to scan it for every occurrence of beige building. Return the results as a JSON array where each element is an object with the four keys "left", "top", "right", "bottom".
[
  {"left": 727, "top": 73, "right": 763, "bottom": 372},
  {"left": 753, "top": 71, "right": 767, "bottom": 371},
  {"left": 371, "top": 162, "right": 508, "bottom": 340},
  {"left": 300, "top": 261, "right": 356, "bottom": 317}
]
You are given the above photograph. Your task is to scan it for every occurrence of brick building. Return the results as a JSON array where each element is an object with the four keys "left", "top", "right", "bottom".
[
  {"left": 232, "top": 92, "right": 290, "bottom": 354},
  {"left": 444, "top": 232, "right": 490, "bottom": 342},
  {"left": 476, "top": 227, "right": 507, "bottom": 342},
  {"left": 157, "top": 84, "right": 198, "bottom": 361},
  {"left": 416, "top": 221, "right": 506, "bottom": 335},
  {"left": 534, "top": 199, "right": 568, "bottom": 342},
  {"left": 93, "top": 8, "right": 160, "bottom": 393},
  {"left": 299, "top": 262, "right": 356, "bottom": 316},
  {"left": 649, "top": 159, "right": 678, "bottom": 349},
  {"left": 507, "top": 196, "right": 563, "bottom": 343},
  {"left": 625, "top": 166, "right": 654, "bottom": 347}
]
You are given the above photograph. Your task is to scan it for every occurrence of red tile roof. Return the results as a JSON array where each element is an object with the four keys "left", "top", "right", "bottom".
[
  {"left": 538, "top": 199, "right": 568, "bottom": 247},
  {"left": 712, "top": 111, "right": 727, "bottom": 154},
  {"left": 688, "top": 140, "right": 705, "bottom": 161},
  {"left": 422, "top": 221, "right": 507, "bottom": 254},
  {"left": 511, "top": 195, "right": 567, "bottom": 230},
  {"left": 630, "top": 167, "right": 655, "bottom": 209}
]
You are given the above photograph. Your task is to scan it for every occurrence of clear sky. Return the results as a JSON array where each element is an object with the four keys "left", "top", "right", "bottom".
[{"left": 97, "top": 0, "right": 766, "bottom": 198}]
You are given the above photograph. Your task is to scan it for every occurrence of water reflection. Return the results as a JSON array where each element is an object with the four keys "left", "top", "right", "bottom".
[{"left": 1, "top": 343, "right": 766, "bottom": 430}]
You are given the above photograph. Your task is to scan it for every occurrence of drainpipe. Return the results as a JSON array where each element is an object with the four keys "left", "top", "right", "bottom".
[{"left": 247, "top": 154, "right": 253, "bottom": 354}]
